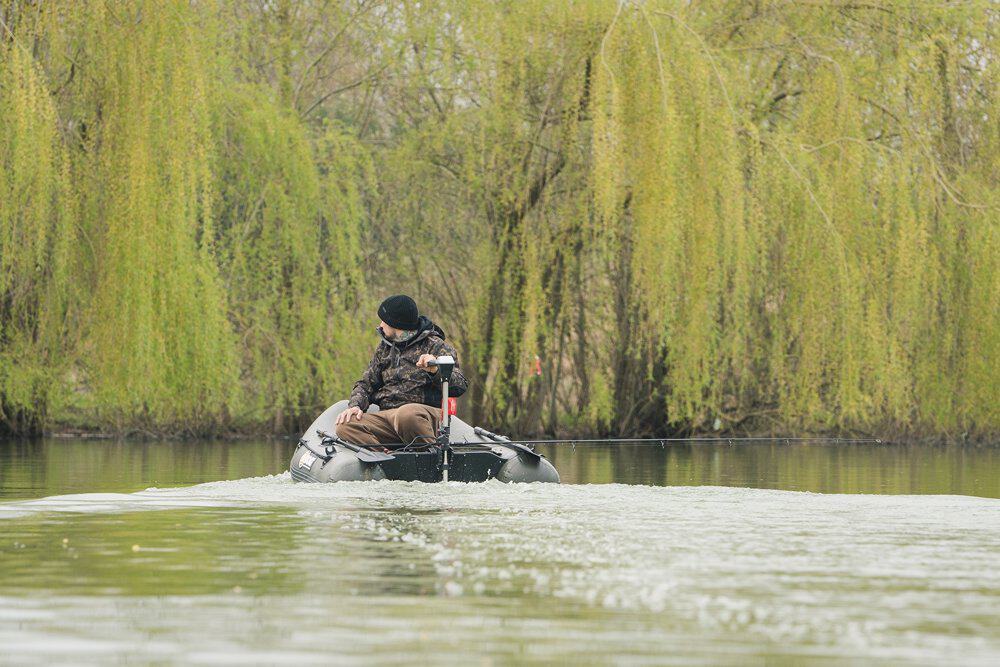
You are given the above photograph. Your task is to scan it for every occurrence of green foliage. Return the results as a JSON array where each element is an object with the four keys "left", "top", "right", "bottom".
[
  {"left": 0, "top": 0, "right": 370, "bottom": 434},
  {"left": 0, "top": 43, "right": 72, "bottom": 433},
  {"left": 75, "top": 0, "right": 238, "bottom": 430},
  {"left": 593, "top": 6, "right": 754, "bottom": 429},
  {"left": 215, "top": 85, "right": 370, "bottom": 429},
  {"left": 0, "top": 0, "right": 995, "bottom": 437}
]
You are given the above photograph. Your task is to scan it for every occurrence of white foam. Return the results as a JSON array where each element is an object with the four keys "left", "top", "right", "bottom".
[{"left": 2, "top": 479, "right": 999, "bottom": 663}]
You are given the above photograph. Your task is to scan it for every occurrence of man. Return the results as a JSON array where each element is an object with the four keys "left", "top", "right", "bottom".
[{"left": 335, "top": 294, "right": 468, "bottom": 446}]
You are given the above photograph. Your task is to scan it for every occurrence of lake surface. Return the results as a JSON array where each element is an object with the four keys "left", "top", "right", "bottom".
[{"left": 1, "top": 438, "right": 998, "bottom": 665}]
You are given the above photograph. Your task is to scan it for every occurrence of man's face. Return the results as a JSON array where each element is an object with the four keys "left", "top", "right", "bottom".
[{"left": 378, "top": 320, "right": 404, "bottom": 340}]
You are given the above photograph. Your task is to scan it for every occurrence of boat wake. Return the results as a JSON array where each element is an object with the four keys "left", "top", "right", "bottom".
[{"left": 2, "top": 478, "right": 999, "bottom": 664}]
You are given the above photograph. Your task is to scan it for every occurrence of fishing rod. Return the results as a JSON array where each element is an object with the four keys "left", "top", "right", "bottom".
[
  {"left": 357, "top": 435, "right": 885, "bottom": 450},
  {"left": 464, "top": 435, "right": 886, "bottom": 446}
]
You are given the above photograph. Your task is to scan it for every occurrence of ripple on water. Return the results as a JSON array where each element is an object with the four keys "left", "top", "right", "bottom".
[{"left": 0, "top": 476, "right": 999, "bottom": 665}]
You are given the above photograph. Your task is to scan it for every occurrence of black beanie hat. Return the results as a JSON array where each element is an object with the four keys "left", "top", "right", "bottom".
[{"left": 378, "top": 294, "right": 420, "bottom": 330}]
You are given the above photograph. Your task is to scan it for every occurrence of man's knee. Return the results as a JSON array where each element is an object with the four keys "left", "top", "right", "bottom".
[
  {"left": 394, "top": 404, "right": 437, "bottom": 439},
  {"left": 395, "top": 403, "right": 422, "bottom": 419},
  {"left": 337, "top": 414, "right": 375, "bottom": 440},
  {"left": 336, "top": 419, "right": 362, "bottom": 439}
]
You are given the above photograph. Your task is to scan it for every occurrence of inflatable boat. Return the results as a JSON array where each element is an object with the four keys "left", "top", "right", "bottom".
[{"left": 289, "top": 356, "right": 559, "bottom": 484}]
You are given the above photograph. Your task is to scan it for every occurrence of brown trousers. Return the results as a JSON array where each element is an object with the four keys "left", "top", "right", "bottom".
[{"left": 336, "top": 403, "right": 441, "bottom": 446}]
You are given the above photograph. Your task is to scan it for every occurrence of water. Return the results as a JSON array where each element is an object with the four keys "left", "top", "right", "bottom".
[{"left": 1, "top": 439, "right": 998, "bottom": 665}]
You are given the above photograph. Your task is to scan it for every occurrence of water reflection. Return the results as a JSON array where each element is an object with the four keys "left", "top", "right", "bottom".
[
  {"left": 0, "top": 505, "right": 447, "bottom": 599},
  {"left": 1, "top": 438, "right": 997, "bottom": 499},
  {"left": 540, "top": 441, "right": 1000, "bottom": 496},
  {"left": 0, "top": 439, "right": 290, "bottom": 500}
]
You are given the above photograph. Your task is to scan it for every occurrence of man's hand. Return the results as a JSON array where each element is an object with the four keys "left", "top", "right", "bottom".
[
  {"left": 336, "top": 406, "right": 364, "bottom": 425},
  {"left": 416, "top": 354, "right": 438, "bottom": 373}
]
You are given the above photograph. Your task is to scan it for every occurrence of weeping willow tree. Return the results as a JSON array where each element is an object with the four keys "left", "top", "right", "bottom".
[
  {"left": 61, "top": 1, "right": 238, "bottom": 431},
  {"left": 370, "top": 0, "right": 605, "bottom": 430},
  {"left": 586, "top": 1, "right": 998, "bottom": 436},
  {"left": 375, "top": 0, "right": 996, "bottom": 438},
  {"left": 0, "top": 0, "right": 995, "bottom": 438},
  {"left": 0, "top": 0, "right": 371, "bottom": 434},
  {"left": 214, "top": 85, "right": 371, "bottom": 431},
  {"left": 590, "top": 4, "right": 758, "bottom": 432},
  {"left": 735, "top": 2, "right": 998, "bottom": 435},
  {"left": 0, "top": 43, "right": 73, "bottom": 434}
]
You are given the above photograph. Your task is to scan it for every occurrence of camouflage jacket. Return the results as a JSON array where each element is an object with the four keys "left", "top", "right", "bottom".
[{"left": 348, "top": 316, "right": 469, "bottom": 412}]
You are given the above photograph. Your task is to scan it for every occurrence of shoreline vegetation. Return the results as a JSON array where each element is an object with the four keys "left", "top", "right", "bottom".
[
  {"left": 1, "top": 1, "right": 997, "bottom": 441},
  {"left": 29, "top": 424, "right": 1000, "bottom": 446}
]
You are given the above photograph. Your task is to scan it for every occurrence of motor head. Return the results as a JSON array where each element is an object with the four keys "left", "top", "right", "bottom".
[{"left": 428, "top": 355, "right": 455, "bottom": 381}]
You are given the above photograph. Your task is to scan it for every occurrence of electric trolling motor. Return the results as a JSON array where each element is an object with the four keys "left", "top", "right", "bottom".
[{"left": 426, "top": 355, "right": 455, "bottom": 481}]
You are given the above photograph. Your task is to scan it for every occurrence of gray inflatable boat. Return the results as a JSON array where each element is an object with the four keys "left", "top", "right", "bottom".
[{"left": 289, "top": 400, "right": 559, "bottom": 484}]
